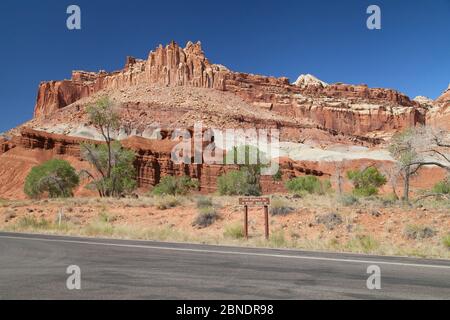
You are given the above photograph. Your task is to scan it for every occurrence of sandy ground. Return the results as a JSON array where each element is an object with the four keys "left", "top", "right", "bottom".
[{"left": 1, "top": 194, "right": 449, "bottom": 259}]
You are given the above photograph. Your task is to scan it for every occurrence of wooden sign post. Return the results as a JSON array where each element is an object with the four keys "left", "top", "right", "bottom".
[{"left": 239, "top": 197, "right": 271, "bottom": 240}]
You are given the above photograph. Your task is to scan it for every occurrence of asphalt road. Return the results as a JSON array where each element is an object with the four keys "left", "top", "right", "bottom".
[{"left": 0, "top": 232, "right": 449, "bottom": 300}]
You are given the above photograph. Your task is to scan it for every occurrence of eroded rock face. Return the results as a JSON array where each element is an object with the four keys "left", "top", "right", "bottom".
[
  {"left": 3, "top": 128, "right": 327, "bottom": 194},
  {"left": 427, "top": 85, "right": 450, "bottom": 130},
  {"left": 33, "top": 41, "right": 424, "bottom": 137}
]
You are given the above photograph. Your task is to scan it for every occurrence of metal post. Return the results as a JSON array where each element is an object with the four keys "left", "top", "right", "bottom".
[
  {"left": 264, "top": 205, "right": 269, "bottom": 240},
  {"left": 244, "top": 205, "right": 249, "bottom": 239}
]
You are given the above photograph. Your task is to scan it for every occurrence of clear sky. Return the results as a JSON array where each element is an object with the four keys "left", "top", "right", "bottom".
[{"left": 0, "top": 0, "right": 449, "bottom": 132}]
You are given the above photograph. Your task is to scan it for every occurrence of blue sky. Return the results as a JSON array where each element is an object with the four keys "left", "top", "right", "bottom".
[{"left": 0, "top": 0, "right": 449, "bottom": 132}]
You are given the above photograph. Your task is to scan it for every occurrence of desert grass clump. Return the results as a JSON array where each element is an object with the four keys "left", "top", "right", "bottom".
[
  {"left": 269, "top": 197, "right": 295, "bottom": 216},
  {"left": 347, "top": 234, "right": 379, "bottom": 253},
  {"left": 404, "top": 225, "right": 436, "bottom": 240},
  {"left": 269, "top": 230, "right": 287, "bottom": 247},
  {"left": 442, "top": 235, "right": 450, "bottom": 249},
  {"left": 433, "top": 179, "right": 450, "bottom": 195},
  {"left": 17, "top": 216, "right": 51, "bottom": 230},
  {"left": 315, "top": 212, "right": 343, "bottom": 230},
  {"left": 193, "top": 206, "right": 219, "bottom": 228},
  {"left": 196, "top": 196, "right": 213, "bottom": 209},
  {"left": 155, "top": 195, "right": 181, "bottom": 210},
  {"left": 338, "top": 194, "right": 359, "bottom": 207},
  {"left": 224, "top": 223, "right": 245, "bottom": 239}
]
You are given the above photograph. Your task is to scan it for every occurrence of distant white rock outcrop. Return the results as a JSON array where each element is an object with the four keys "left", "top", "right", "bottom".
[
  {"left": 293, "top": 74, "right": 328, "bottom": 88},
  {"left": 413, "top": 96, "right": 434, "bottom": 107}
]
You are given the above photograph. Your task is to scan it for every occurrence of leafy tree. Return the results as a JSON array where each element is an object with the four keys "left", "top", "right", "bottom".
[
  {"left": 285, "top": 176, "right": 331, "bottom": 195},
  {"left": 217, "top": 169, "right": 261, "bottom": 196},
  {"left": 152, "top": 176, "right": 199, "bottom": 196},
  {"left": 81, "top": 142, "right": 137, "bottom": 197},
  {"left": 24, "top": 159, "right": 79, "bottom": 199},
  {"left": 86, "top": 96, "right": 120, "bottom": 178},
  {"left": 220, "top": 145, "right": 267, "bottom": 196},
  {"left": 81, "top": 96, "right": 137, "bottom": 197},
  {"left": 347, "top": 167, "right": 387, "bottom": 197}
]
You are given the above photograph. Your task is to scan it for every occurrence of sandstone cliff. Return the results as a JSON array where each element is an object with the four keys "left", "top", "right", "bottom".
[{"left": 33, "top": 41, "right": 425, "bottom": 137}]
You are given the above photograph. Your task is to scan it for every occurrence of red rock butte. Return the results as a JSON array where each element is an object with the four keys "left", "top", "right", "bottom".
[
  {"left": 33, "top": 40, "right": 430, "bottom": 136},
  {"left": 0, "top": 40, "right": 448, "bottom": 199}
]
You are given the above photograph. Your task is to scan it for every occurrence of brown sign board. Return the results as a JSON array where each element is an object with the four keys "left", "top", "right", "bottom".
[{"left": 239, "top": 197, "right": 270, "bottom": 206}]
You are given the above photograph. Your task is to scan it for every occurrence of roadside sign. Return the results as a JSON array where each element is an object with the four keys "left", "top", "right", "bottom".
[
  {"left": 239, "top": 197, "right": 270, "bottom": 206},
  {"left": 239, "top": 197, "right": 271, "bottom": 240}
]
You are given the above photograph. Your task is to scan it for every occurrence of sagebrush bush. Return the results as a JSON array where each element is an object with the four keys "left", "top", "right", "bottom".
[
  {"left": 285, "top": 176, "right": 331, "bottom": 195},
  {"left": 152, "top": 176, "right": 199, "bottom": 196},
  {"left": 404, "top": 225, "right": 436, "bottom": 240},
  {"left": 339, "top": 194, "right": 359, "bottom": 206},
  {"left": 155, "top": 195, "right": 181, "bottom": 210},
  {"left": 24, "top": 159, "right": 79, "bottom": 199},
  {"left": 433, "top": 179, "right": 450, "bottom": 194},
  {"left": 270, "top": 197, "right": 295, "bottom": 216},
  {"left": 196, "top": 196, "right": 213, "bottom": 208},
  {"left": 347, "top": 167, "right": 387, "bottom": 197},
  {"left": 193, "top": 206, "right": 219, "bottom": 228}
]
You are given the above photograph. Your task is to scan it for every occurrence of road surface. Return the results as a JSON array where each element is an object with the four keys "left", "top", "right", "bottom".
[{"left": 0, "top": 232, "right": 449, "bottom": 299}]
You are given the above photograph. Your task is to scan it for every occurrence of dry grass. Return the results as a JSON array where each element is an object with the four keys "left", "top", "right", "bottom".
[{"left": 1, "top": 194, "right": 449, "bottom": 259}]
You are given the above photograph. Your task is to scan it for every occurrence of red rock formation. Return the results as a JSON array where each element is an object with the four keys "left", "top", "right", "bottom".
[{"left": 33, "top": 41, "right": 424, "bottom": 136}]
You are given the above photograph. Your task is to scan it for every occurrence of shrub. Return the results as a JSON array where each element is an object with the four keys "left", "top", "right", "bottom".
[
  {"left": 193, "top": 206, "right": 219, "bottom": 228},
  {"left": 404, "top": 225, "right": 436, "bottom": 240},
  {"left": 155, "top": 195, "right": 181, "bottom": 210},
  {"left": 24, "top": 159, "right": 80, "bottom": 199},
  {"left": 315, "top": 212, "right": 343, "bottom": 230},
  {"left": 152, "top": 176, "right": 199, "bottom": 196},
  {"left": 224, "top": 223, "right": 245, "bottom": 239},
  {"left": 217, "top": 169, "right": 261, "bottom": 196},
  {"left": 272, "top": 169, "right": 283, "bottom": 181},
  {"left": 17, "top": 216, "right": 51, "bottom": 229},
  {"left": 196, "top": 196, "right": 213, "bottom": 208},
  {"left": 285, "top": 176, "right": 331, "bottom": 195},
  {"left": 433, "top": 179, "right": 450, "bottom": 194},
  {"left": 81, "top": 142, "right": 137, "bottom": 197},
  {"left": 270, "top": 197, "right": 295, "bottom": 216},
  {"left": 339, "top": 194, "right": 359, "bottom": 206},
  {"left": 347, "top": 234, "right": 379, "bottom": 253},
  {"left": 347, "top": 167, "right": 387, "bottom": 197},
  {"left": 443, "top": 235, "right": 450, "bottom": 249}
]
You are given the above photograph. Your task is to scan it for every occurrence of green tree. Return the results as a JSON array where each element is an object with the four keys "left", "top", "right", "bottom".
[
  {"left": 81, "top": 142, "right": 137, "bottom": 197},
  {"left": 221, "top": 145, "right": 267, "bottom": 196},
  {"left": 24, "top": 159, "right": 79, "bottom": 199},
  {"left": 347, "top": 167, "right": 387, "bottom": 197},
  {"left": 82, "top": 96, "right": 137, "bottom": 197},
  {"left": 86, "top": 96, "right": 120, "bottom": 178}
]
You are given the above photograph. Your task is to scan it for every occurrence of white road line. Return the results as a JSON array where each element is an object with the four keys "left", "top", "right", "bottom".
[{"left": 1, "top": 234, "right": 450, "bottom": 270}]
